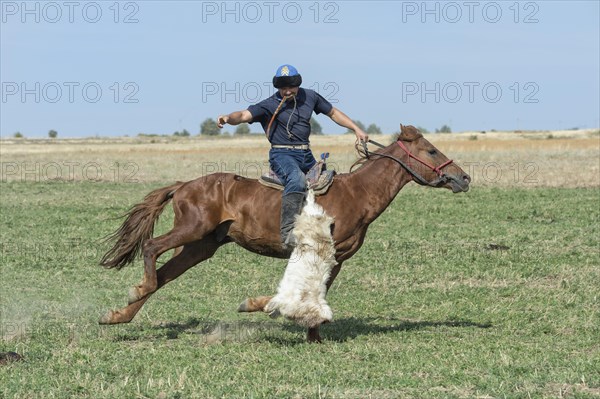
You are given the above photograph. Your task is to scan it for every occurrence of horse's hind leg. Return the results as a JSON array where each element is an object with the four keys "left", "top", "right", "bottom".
[
  {"left": 100, "top": 236, "right": 221, "bottom": 324},
  {"left": 129, "top": 213, "right": 219, "bottom": 303}
]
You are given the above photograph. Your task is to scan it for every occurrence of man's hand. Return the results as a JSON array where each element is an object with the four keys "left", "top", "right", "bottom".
[
  {"left": 217, "top": 115, "right": 229, "bottom": 128},
  {"left": 355, "top": 128, "right": 369, "bottom": 143},
  {"left": 217, "top": 110, "right": 252, "bottom": 128}
]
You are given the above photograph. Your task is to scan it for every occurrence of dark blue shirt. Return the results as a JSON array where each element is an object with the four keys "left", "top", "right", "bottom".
[{"left": 247, "top": 88, "right": 333, "bottom": 145}]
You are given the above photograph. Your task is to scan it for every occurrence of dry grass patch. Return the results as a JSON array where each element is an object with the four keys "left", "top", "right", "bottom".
[{"left": 1, "top": 130, "right": 598, "bottom": 187}]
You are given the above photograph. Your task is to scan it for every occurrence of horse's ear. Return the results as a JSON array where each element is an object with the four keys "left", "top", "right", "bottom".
[{"left": 398, "top": 125, "right": 422, "bottom": 142}]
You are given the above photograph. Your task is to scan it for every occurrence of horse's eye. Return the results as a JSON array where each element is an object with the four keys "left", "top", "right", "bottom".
[{"left": 428, "top": 149, "right": 437, "bottom": 155}]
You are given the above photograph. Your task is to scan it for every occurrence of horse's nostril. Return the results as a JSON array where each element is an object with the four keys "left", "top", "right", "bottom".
[{"left": 463, "top": 174, "right": 471, "bottom": 183}]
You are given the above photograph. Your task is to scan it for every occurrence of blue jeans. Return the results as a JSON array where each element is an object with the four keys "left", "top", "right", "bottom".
[{"left": 269, "top": 148, "right": 316, "bottom": 195}]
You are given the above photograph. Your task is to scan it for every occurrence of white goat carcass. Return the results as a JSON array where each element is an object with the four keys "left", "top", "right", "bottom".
[{"left": 265, "top": 190, "right": 337, "bottom": 328}]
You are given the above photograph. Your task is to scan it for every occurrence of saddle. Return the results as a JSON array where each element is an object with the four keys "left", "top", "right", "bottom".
[{"left": 259, "top": 153, "right": 336, "bottom": 196}]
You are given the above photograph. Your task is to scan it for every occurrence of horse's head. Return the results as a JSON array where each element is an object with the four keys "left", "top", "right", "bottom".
[{"left": 395, "top": 125, "right": 471, "bottom": 193}]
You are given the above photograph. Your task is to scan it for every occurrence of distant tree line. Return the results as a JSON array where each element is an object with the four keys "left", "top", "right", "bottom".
[
  {"left": 12, "top": 130, "right": 58, "bottom": 139},
  {"left": 344, "top": 120, "right": 382, "bottom": 135},
  {"left": 173, "top": 129, "right": 190, "bottom": 137},
  {"left": 341, "top": 121, "right": 454, "bottom": 135},
  {"left": 9, "top": 123, "right": 462, "bottom": 140},
  {"left": 435, "top": 125, "right": 452, "bottom": 133},
  {"left": 183, "top": 122, "right": 556, "bottom": 137}
]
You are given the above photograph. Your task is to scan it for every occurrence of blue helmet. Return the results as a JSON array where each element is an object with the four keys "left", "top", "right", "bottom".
[{"left": 272, "top": 64, "right": 302, "bottom": 88}]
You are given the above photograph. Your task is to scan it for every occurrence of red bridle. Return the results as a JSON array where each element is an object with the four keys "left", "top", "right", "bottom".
[
  {"left": 360, "top": 139, "right": 455, "bottom": 187},
  {"left": 396, "top": 140, "right": 454, "bottom": 177}
]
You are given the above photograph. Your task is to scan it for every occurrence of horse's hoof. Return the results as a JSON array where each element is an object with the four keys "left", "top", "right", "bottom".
[
  {"left": 268, "top": 309, "right": 281, "bottom": 319},
  {"left": 99, "top": 310, "right": 115, "bottom": 324},
  {"left": 237, "top": 299, "right": 249, "bottom": 312},
  {"left": 307, "top": 327, "right": 323, "bottom": 343},
  {"left": 307, "top": 335, "right": 323, "bottom": 344}
]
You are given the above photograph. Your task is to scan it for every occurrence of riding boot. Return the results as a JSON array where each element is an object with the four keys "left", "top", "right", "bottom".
[{"left": 280, "top": 192, "right": 306, "bottom": 251}]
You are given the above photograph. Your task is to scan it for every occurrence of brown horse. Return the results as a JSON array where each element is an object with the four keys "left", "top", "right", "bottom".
[{"left": 99, "top": 125, "right": 470, "bottom": 342}]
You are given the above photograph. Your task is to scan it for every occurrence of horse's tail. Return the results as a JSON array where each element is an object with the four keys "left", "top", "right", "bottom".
[{"left": 100, "top": 181, "right": 186, "bottom": 269}]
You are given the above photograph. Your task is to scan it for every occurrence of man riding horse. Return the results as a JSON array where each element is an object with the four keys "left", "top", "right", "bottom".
[{"left": 217, "top": 64, "right": 369, "bottom": 250}]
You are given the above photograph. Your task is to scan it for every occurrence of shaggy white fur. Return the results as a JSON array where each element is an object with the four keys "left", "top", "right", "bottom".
[{"left": 265, "top": 190, "right": 337, "bottom": 328}]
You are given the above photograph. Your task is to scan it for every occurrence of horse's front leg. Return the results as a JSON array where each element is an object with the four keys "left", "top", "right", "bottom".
[
  {"left": 237, "top": 296, "right": 273, "bottom": 312},
  {"left": 240, "top": 262, "right": 343, "bottom": 343},
  {"left": 240, "top": 296, "right": 324, "bottom": 343},
  {"left": 304, "top": 262, "right": 342, "bottom": 343}
]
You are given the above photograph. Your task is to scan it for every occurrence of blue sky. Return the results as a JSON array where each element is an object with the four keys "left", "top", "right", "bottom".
[{"left": 1, "top": 0, "right": 599, "bottom": 138}]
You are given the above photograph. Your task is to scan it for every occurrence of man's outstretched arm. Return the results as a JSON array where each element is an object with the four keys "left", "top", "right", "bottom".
[{"left": 217, "top": 110, "right": 253, "bottom": 128}]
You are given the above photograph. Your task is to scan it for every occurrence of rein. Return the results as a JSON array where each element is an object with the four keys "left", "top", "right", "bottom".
[{"left": 362, "top": 139, "right": 454, "bottom": 187}]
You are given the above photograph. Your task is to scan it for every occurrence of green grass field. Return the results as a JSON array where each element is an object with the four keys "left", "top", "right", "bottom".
[{"left": 1, "top": 178, "right": 598, "bottom": 398}]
